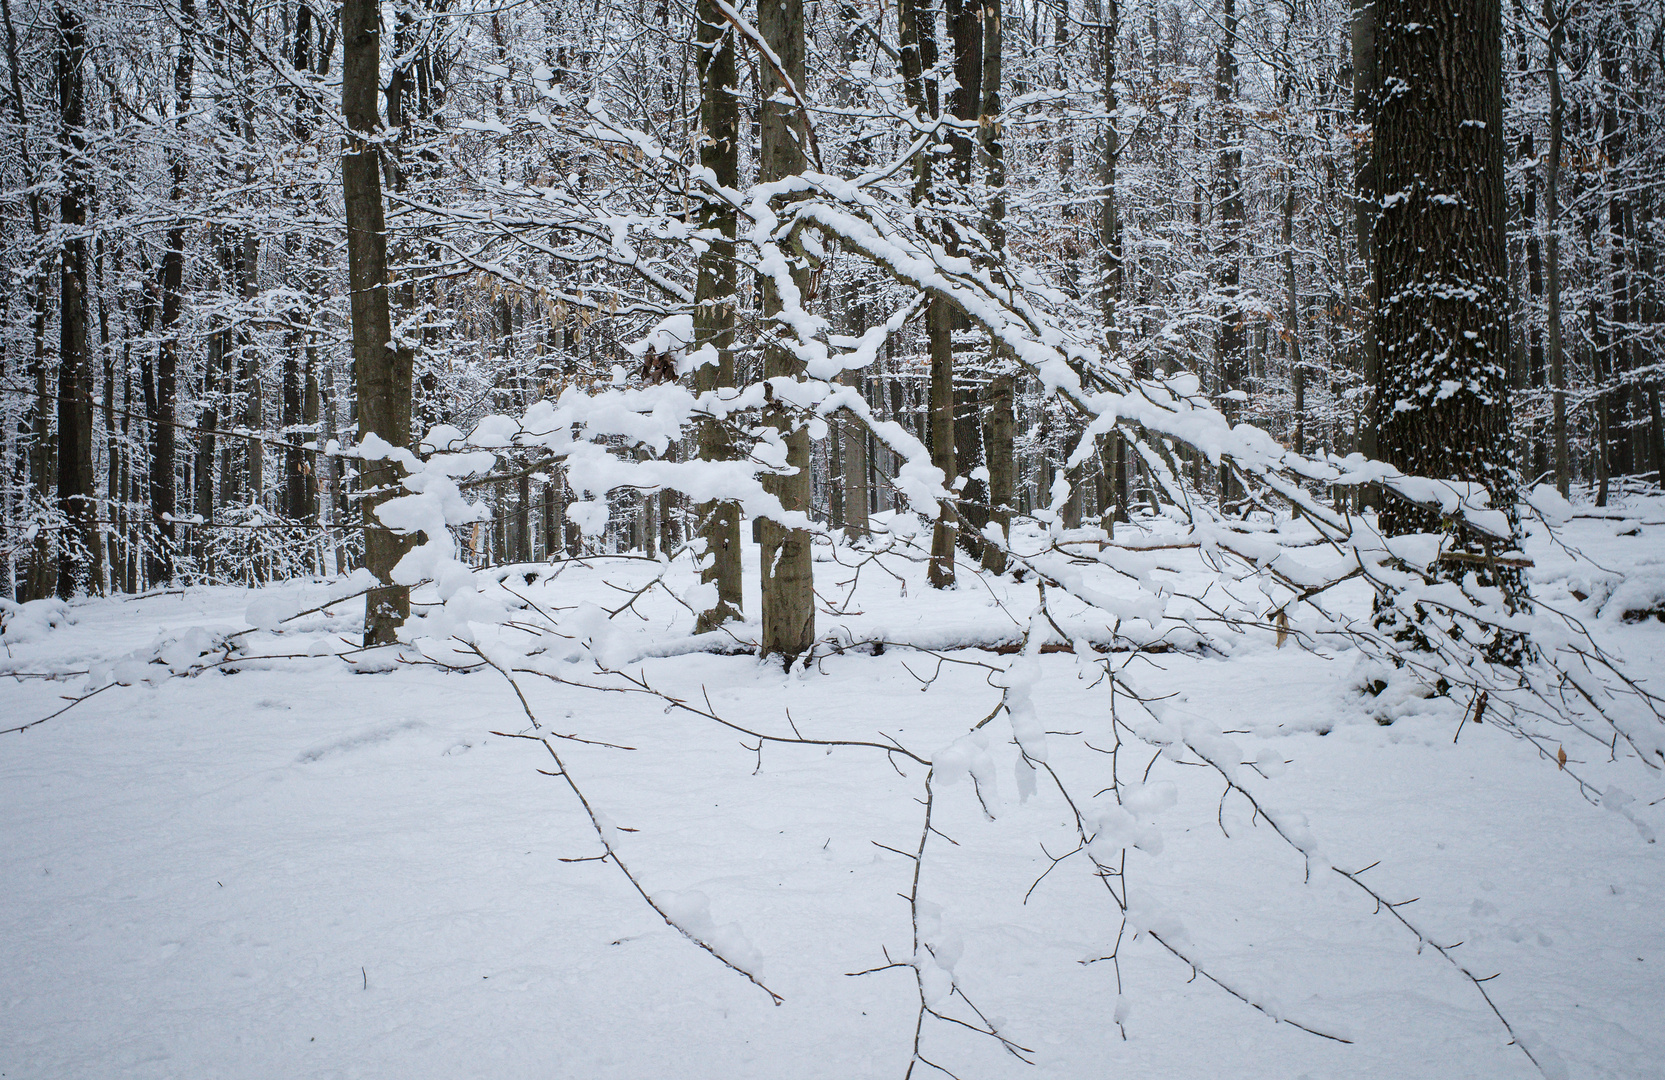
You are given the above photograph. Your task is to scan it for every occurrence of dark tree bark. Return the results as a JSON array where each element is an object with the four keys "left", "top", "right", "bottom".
[
  {"left": 979, "top": 0, "right": 1014, "bottom": 573},
  {"left": 153, "top": 0, "right": 188, "bottom": 582},
  {"left": 55, "top": 1, "right": 98, "bottom": 597},
  {"left": 1214, "top": 0, "right": 1243, "bottom": 503},
  {"left": 982, "top": 372, "right": 1014, "bottom": 572},
  {"left": 691, "top": 0, "right": 742, "bottom": 633},
  {"left": 896, "top": 0, "right": 955, "bottom": 588},
  {"left": 757, "top": 0, "right": 815, "bottom": 661},
  {"left": 1351, "top": 0, "right": 1378, "bottom": 466},
  {"left": 1098, "top": 0, "right": 1121, "bottom": 346},
  {"left": 1280, "top": 39, "right": 1305, "bottom": 458},
  {"left": 1599, "top": 36, "right": 1632, "bottom": 488},
  {"left": 947, "top": 0, "right": 987, "bottom": 565},
  {"left": 342, "top": 0, "right": 414, "bottom": 644},
  {"left": 280, "top": 0, "right": 314, "bottom": 523},
  {"left": 1372, "top": 0, "right": 1524, "bottom": 640},
  {"left": 1543, "top": 0, "right": 1569, "bottom": 496}
]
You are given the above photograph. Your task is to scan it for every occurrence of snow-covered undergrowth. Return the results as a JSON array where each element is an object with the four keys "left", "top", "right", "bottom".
[{"left": 3, "top": 497, "right": 1664, "bottom": 1079}]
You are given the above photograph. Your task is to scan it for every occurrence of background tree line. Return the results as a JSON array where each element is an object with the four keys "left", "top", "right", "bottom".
[{"left": 0, "top": 0, "right": 1658, "bottom": 609}]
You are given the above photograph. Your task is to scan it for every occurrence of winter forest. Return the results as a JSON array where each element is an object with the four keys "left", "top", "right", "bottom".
[{"left": 2, "top": 0, "right": 1665, "bottom": 1073}]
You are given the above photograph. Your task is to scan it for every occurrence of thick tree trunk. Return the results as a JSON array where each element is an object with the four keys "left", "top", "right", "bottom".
[
  {"left": 691, "top": 0, "right": 742, "bottom": 633},
  {"left": 756, "top": 0, "right": 815, "bottom": 661},
  {"left": 1373, "top": 0, "right": 1523, "bottom": 642},
  {"left": 342, "top": 0, "right": 414, "bottom": 644}
]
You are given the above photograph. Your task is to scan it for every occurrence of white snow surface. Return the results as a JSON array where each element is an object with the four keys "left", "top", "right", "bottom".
[{"left": 3, "top": 501, "right": 1664, "bottom": 1079}]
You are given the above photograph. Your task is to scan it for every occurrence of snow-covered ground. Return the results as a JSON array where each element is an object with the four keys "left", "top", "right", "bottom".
[{"left": 3, "top": 500, "right": 1664, "bottom": 1079}]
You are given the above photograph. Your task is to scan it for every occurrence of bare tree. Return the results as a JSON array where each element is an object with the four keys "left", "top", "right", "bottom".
[{"left": 342, "top": 0, "right": 413, "bottom": 644}]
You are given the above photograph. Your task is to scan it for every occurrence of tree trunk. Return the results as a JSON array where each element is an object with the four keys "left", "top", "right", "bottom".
[
  {"left": 1543, "top": 0, "right": 1569, "bottom": 496},
  {"left": 948, "top": 0, "right": 989, "bottom": 566},
  {"left": 842, "top": 412, "right": 869, "bottom": 542},
  {"left": 1373, "top": 0, "right": 1523, "bottom": 642},
  {"left": 978, "top": 0, "right": 1014, "bottom": 572},
  {"left": 926, "top": 297, "right": 957, "bottom": 586},
  {"left": 757, "top": 0, "right": 815, "bottom": 661},
  {"left": 982, "top": 372, "right": 1014, "bottom": 572},
  {"left": 342, "top": 0, "right": 414, "bottom": 645},
  {"left": 1600, "top": 38, "right": 1632, "bottom": 487},
  {"left": 55, "top": 1, "right": 98, "bottom": 598},
  {"left": 1351, "top": 0, "right": 1378, "bottom": 467},
  {"left": 691, "top": 0, "right": 742, "bottom": 632},
  {"left": 1214, "top": 0, "right": 1243, "bottom": 504},
  {"left": 2, "top": 0, "right": 51, "bottom": 598},
  {"left": 897, "top": 0, "right": 954, "bottom": 588}
]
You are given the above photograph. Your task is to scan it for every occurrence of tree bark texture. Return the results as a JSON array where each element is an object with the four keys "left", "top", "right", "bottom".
[
  {"left": 692, "top": 0, "right": 743, "bottom": 633},
  {"left": 1351, "top": 0, "right": 1378, "bottom": 465},
  {"left": 981, "top": 371, "right": 1014, "bottom": 573},
  {"left": 756, "top": 0, "right": 814, "bottom": 660},
  {"left": 1372, "top": 0, "right": 1524, "bottom": 640},
  {"left": 55, "top": 1, "right": 98, "bottom": 598},
  {"left": 342, "top": 0, "right": 414, "bottom": 645},
  {"left": 1543, "top": 0, "right": 1569, "bottom": 496},
  {"left": 1214, "top": 0, "right": 1243, "bottom": 502}
]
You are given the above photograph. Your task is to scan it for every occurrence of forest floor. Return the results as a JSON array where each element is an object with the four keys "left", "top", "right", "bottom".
[{"left": 3, "top": 495, "right": 1664, "bottom": 1080}]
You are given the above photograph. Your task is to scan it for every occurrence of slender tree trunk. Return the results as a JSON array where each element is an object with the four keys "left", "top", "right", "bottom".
[
  {"left": 1214, "top": 0, "right": 1243, "bottom": 504},
  {"left": 1523, "top": 125, "right": 1545, "bottom": 477},
  {"left": 926, "top": 296, "right": 958, "bottom": 586},
  {"left": 2, "top": 0, "right": 52, "bottom": 598},
  {"left": 898, "top": 0, "right": 955, "bottom": 588},
  {"left": 1098, "top": 0, "right": 1128, "bottom": 527},
  {"left": 342, "top": 0, "right": 414, "bottom": 644},
  {"left": 983, "top": 373, "right": 1014, "bottom": 571},
  {"left": 1098, "top": 0, "right": 1121, "bottom": 350},
  {"left": 282, "top": 6, "right": 310, "bottom": 524},
  {"left": 1351, "top": 0, "right": 1378, "bottom": 467},
  {"left": 1601, "top": 39, "right": 1632, "bottom": 486},
  {"left": 757, "top": 0, "right": 815, "bottom": 660},
  {"left": 1544, "top": 0, "right": 1569, "bottom": 496},
  {"left": 691, "top": 0, "right": 742, "bottom": 632},
  {"left": 979, "top": 0, "right": 1013, "bottom": 572},
  {"left": 841, "top": 412, "right": 869, "bottom": 542},
  {"left": 1641, "top": 187, "right": 1663, "bottom": 485},
  {"left": 1284, "top": 172, "right": 1306, "bottom": 455},
  {"left": 98, "top": 241, "right": 118, "bottom": 590},
  {"left": 946, "top": 0, "right": 987, "bottom": 564},
  {"left": 55, "top": 1, "right": 98, "bottom": 597}
]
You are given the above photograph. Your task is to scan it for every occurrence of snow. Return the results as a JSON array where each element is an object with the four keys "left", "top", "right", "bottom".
[{"left": 3, "top": 503, "right": 1664, "bottom": 1079}]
